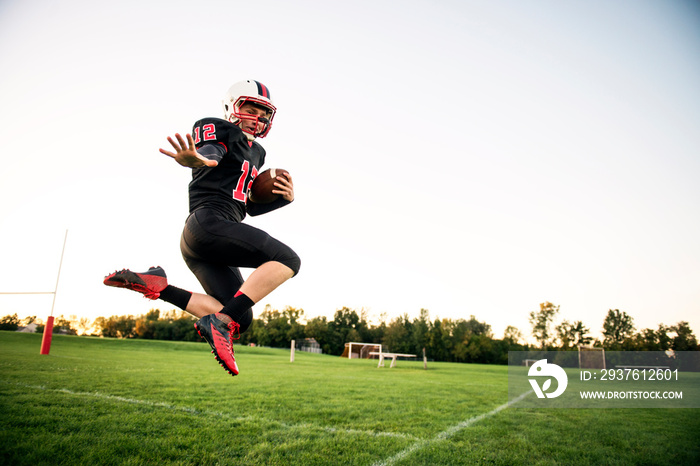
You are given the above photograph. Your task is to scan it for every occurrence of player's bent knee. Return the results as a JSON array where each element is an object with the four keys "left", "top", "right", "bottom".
[
  {"left": 281, "top": 252, "right": 301, "bottom": 276},
  {"left": 271, "top": 246, "right": 300, "bottom": 277}
]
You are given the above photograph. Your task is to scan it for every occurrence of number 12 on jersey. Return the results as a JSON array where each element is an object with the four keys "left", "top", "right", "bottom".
[
  {"left": 233, "top": 160, "right": 258, "bottom": 202},
  {"left": 193, "top": 124, "right": 216, "bottom": 144}
]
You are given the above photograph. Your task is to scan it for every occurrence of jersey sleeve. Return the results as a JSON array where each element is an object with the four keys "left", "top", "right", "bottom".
[
  {"left": 197, "top": 143, "right": 226, "bottom": 163},
  {"left": 192, "top": 118, "right": 236, "bottom": 159},
  {"left": 246, "top": 196, "right": 292, "bottom": 216}
]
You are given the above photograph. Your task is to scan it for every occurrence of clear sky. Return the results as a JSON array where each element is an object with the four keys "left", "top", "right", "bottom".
[{"left": 1, "top": 0, "right": 698, "bottom": 343}]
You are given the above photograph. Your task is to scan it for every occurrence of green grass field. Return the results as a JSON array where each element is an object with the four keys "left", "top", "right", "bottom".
[{"left": 1, "top": 331, "right": 698, "bottom": 465}]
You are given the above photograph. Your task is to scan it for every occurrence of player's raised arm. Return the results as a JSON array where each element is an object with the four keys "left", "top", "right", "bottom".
[{"left": 159, "top": 133, "right": 219, "bottom": 168}]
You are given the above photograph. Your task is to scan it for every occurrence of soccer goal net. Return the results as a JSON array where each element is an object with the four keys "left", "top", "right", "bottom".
[
  {"left": 340, "top": 342, "right": 382, "bottom": 359},
  {"left": 578, "top": 346, "right": 606, "bottom": 369}
]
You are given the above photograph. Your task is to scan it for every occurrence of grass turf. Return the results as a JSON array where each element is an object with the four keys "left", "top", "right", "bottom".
[{"left": 1, "top": 331, "right": 698, "bottom": 465}]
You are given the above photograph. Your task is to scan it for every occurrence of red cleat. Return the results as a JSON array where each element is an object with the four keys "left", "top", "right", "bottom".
[
  {"left": 103, "top": 266, "right": 168, "bottom": 300},
  {"left": 194, "top": 313, "right": 241, "bottom": 376}
]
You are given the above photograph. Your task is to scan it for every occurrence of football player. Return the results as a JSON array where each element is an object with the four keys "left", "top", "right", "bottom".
[{"left": 104, "top": 80, "right": 300, "bottom": 376}]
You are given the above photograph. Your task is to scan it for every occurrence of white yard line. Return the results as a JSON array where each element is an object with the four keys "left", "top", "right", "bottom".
[
  {"left": 9, "top": 382, "right": 417, "bottom": 441},
  {"left": 8, "top": 380, "right": 530, "bottom": 462},
  {"left": 372, "top": 390, "right": 533, "bottom": 466}
]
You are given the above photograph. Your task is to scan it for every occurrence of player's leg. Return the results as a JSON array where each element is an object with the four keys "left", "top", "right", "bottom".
[
  {"left": 103, "top": 264, "right": 225, "bottom": 318},
  {"left": 180, "top": 260, "right": 247, "bottom": 376},
  {"left": 183, "top": 209, "right": 300, "bottom": 323},
  {"left": 172, "top": 209, "right": 300, "bottom": 376},
  {"left": 103, "top": 212, "right": 298, "bottom": 323},
  {"left": 181, "top": 293, "right": 223, "bottom": 319},
  {"left": 237, "top": 260, "right": 295, "bottom": 303},
  {"left": 180, "top": 247, "right": 254, "bottom": 332},
  {"left": 211, "top": 226, "right": 300, "bottom": 324},
  {"left": 178, "top": 213, "right": 256, "bottom": 376}
]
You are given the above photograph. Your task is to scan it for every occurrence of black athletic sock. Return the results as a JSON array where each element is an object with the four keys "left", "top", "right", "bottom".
[
  {"left": 158, "top": 285, "right": 192, "bottom": 310},
  {"left": 220, "top": 291, "right": 255, "bottom": 323}
]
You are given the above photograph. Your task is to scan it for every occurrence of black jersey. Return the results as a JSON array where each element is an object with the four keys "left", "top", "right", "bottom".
[{"left": 188, "top": 118, "right": 266, "bottom": 222}]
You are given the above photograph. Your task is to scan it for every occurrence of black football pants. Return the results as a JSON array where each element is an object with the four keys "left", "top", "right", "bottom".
[{"left": 179, "top": 208, "right": 300, "bottom": 332}]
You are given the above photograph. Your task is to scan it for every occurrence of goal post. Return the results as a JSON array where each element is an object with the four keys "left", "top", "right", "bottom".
[
  {"left": 578, "top": 346, "right": 606, "bottom": 370},
  {"left": 340, "top": 342, "right": 382, "bottom": 359},
  {"left": 0, "top": 229, "right": 68, "bottom": 355}
]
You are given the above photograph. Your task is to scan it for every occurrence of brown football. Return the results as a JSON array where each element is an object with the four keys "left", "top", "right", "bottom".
[{"left": 248, "top": 168, "right": 289, "bottom": 204}]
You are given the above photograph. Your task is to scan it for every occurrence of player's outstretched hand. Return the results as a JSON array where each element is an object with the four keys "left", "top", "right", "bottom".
[
  {"left": 159, "top": 133, "right": 218, "bottom": 168},
  {"left": 273, "top": 172, "right": 294, "bottom": 202}
]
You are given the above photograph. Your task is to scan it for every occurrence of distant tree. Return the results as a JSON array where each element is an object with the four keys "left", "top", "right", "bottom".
[
  {"left": 332, "top": 307, "right": 359, "bottom": 330},
  {"left": 668, "top": 322, "right": 700, "bottom": 370},
  {"left": 354, "top": 307, "right": 374, "bottom": 343},
  {"left": 365, "top": 318, "right": 386, "bottom": 347},
  {"left": 134, "top": 309, "right": 160, "bottom": 339},
  {"left": 303, "top": 307, "right": 378, "bottom": 355},
  {"left": 96, "top": 315, "right": 136, "bottom": 338},
  {"left": 503, "top": 326, "right": 523, "bottom": 345},
  {"left": 602, "top": 309, "right": 635, "bottom": 349},
  {"left": 452, "top": 315, "right": 492, "bottom": 342},
  {"left": 571, "top": 320, "right": 593, "bottom": 347},
  {"left": 76, "top": 317, "right": 93, "bottom": 335},
  {"left": 630, "top": 324, "right": 671, "bottom": 351},
  {"left": 22, "top": 316, "right": 37, "bottom": 326},
  {"left": 492, "top": 338, "right": 518, "bottom": 364},
  {"left": 114, "top": 315, "right": 136, "bottom": 338},
  {"left": 330, "top": 307, "right": 363, "bottom": 354},
  {"left": 53, "top": 315, "right": 77, "bottom": 335},
  {"left": 382, "top": 314, "right": 413, "bottom": 354},
  {"left": 669, "top": 321, "right": 698, "bottom": 351},
  {"left": 254, "top": 305, "right": 289, "bottom": 347},
  {"left": 176, "top": 313, "right": 199, "bottom": 341},
  {"left": 411, "top": 309, "right": 430, "bottom": 354},
  {"left": 464, "top": 315, "right": 492, "bottom": 337},
  {"left": 154, "top": 310, "right": 198, "bottom": 341},
  {"left": 426, "top": 318, "right": 452, "bottom": 362},
  {"left": 450, "top": 315, "right": 492, "bottom": 362},
  {"left": 0, "top": 313, "right": 20, "bottom": 331},
  {"left": 284, "top": 306, "right": 306, "bottom": 344},
  {"left": 81, "top": 301, "right": 649, "bottom": 366},
  {"left": 556, "top": 320, "right": 592, "bottom": 349},
  {"left": 556, "top": 320, "right": 575, "bottom": 349},
  {"left": 455, "top": 333, "right": 494, "bottom": 363},
  {"left": 655, "top": 324, "right": 672, "bottom": 351},
  {"left": 304, "top": 316, "right": 334, "bottom": 354},
  {"left": 529, "top": 302, "right": 560, "bottom": 349},
  {"left": 93, "top": 316, "right": 108, "bottom": 337},
  {"left": 248, "top": 305, "right": 307, "bottom": 348}
]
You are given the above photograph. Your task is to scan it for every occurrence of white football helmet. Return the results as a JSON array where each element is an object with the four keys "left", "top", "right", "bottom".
[{"left": 222, "top": 80, "right": 276, "bottom": 140}]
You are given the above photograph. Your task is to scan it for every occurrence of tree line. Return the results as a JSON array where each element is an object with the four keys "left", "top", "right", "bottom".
[
  {"left": 528, "top": 302, "right": 698, "bottom": 352},
  {"left": 2, "top": 301, "right": 697, "bottom": 364}
]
